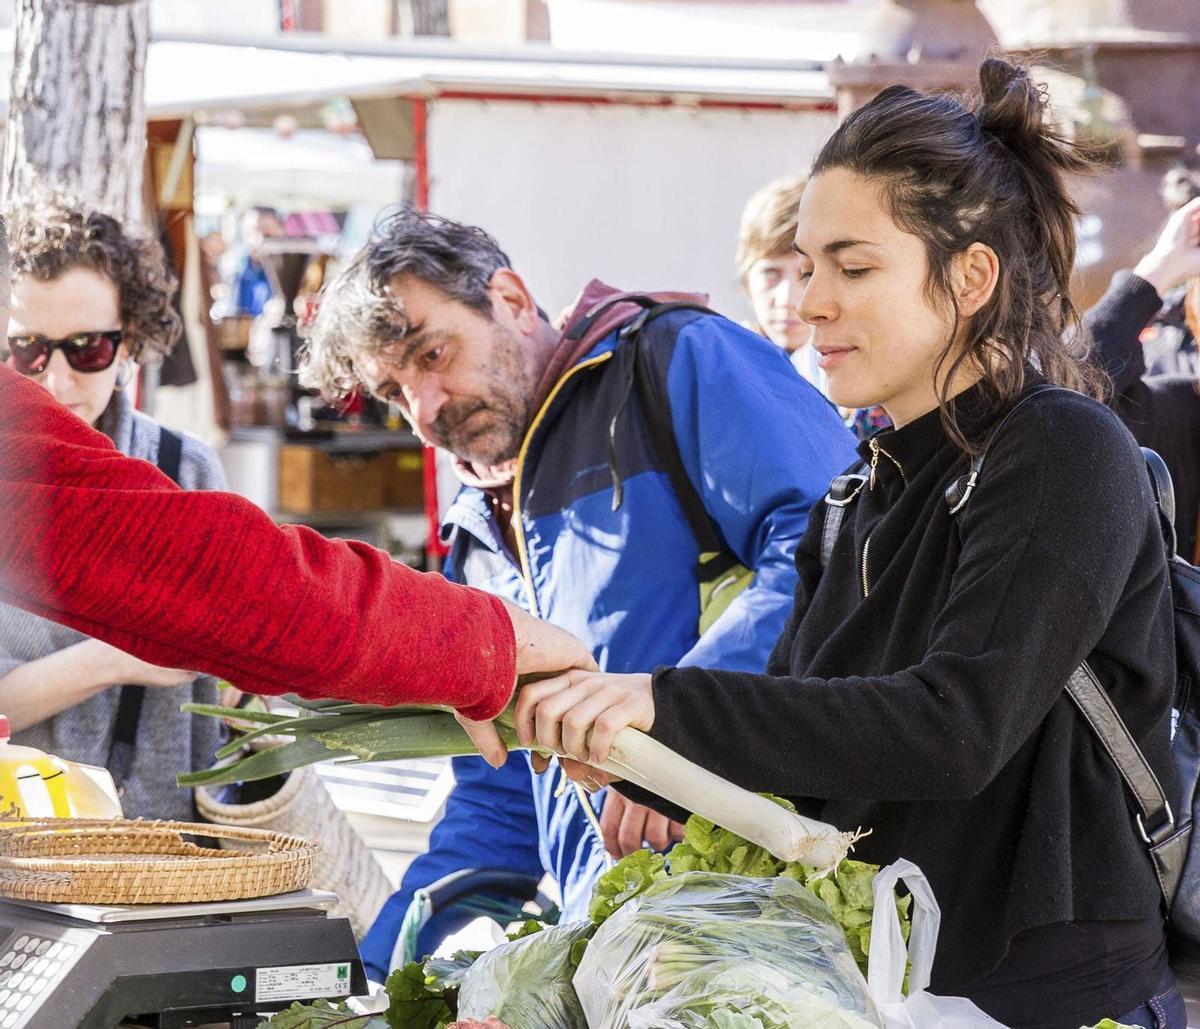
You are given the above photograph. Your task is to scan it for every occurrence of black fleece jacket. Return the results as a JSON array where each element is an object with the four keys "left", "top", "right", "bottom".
[
  {"left": 632, "top": 383, "right": 1176, "bottom": 1023},
  {"left": 1086, "top": 269, "right": 1200, "bottom": 559}
]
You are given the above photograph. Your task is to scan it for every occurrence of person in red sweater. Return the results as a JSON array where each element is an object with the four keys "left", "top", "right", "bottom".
[
  {"left": 0, "top": 359, "right": 591, "bottom": 720},
  {"left": 0, "top": 216, "right": 591, "bottom": 720}
]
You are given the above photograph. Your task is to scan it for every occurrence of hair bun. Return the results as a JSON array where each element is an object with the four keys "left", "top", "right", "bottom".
[{"left": 977, "top": 57, "right": 1046, "bottom": 144}]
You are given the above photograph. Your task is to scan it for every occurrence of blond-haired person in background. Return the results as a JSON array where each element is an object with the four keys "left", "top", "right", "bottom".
[{"left": 737, "top": 174, "right": 889, "bottom": 437}]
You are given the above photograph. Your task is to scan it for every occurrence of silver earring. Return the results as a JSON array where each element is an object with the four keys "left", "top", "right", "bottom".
[{"left": 115, "top": 362, "right": 134, "bottom": 389}]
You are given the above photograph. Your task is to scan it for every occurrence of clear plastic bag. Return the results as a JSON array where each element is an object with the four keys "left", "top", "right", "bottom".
[
  {"left": 573, "top": 870, "right": 883, "bottom": 1029},
  {"left": 457, "top": 920, "right": 591, "bottom": 1028}
]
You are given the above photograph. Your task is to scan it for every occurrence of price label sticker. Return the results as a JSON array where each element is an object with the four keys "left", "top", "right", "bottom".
[{"left": 255, "top": 962, "right": 351, "bottom": 1003}]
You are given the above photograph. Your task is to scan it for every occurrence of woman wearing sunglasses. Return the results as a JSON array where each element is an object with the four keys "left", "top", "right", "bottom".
[{"left": 0, "top": 193, "right": 226, "bottom": 820}]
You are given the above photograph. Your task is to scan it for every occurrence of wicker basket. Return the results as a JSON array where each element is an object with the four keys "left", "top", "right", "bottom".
[{"left": 0, "top": 819, "right": 316, "bottom": 905}]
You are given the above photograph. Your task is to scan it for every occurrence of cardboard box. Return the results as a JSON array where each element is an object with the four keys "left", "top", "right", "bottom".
[
  {"left": 384, "top": 449, "right": 425, "bottom": 510},
  {"left": 278, "top": 445, "right": 387, "bottom": 514}
]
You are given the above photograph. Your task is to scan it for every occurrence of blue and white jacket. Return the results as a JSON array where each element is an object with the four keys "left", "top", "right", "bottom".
[{"left": 359, "top": 300, "right": 857, "bottom": 979}]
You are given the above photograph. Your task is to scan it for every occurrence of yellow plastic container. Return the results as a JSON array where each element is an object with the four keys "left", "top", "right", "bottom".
[{"left": 0, "top": 716, "right": 122, "bottom": 820}]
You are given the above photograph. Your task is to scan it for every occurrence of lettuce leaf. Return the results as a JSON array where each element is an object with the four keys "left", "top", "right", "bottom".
[{"left": 588, "top": 848, "right": 666, "bottom": 924}]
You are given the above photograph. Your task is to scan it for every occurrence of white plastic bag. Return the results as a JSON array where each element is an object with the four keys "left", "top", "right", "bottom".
[
  {"left": 867, "top": 860, "right": 1008, "bottom": 1029},
  {"left": 457, "top": 921, "right": 591, "bottom": 1028}
]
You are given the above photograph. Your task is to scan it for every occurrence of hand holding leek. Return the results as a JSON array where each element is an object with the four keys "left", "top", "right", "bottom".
[
  {"left": 462, "top": 599, "right": 600, "bottom": 766},
  {"left": 512, "top": 669, "right": 862, "bottom": 869},
  {"left": 513, "top": 670, "right": 655, "bottom": 767},
  {"left": 181, "top": 679, "right": 861, "bottom": 872}
]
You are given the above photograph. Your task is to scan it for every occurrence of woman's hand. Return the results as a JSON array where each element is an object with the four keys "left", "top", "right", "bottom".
[
  {"left": 0, "top": 639, "right": 196, "bottom": 734},
  {"left": 514, "top": 670, "right": 655, "bottom": 766},
  {"left": 83, "top": 638, "right": 195, "bottom": 688}
]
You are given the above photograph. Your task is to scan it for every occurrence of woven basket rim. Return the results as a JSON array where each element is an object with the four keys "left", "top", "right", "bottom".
[
  {"left": 0, "top": 819, "right": 316, "bottom": 904},
  {"left": 0, "top": 818, "right": 312, "bottom": 847}
]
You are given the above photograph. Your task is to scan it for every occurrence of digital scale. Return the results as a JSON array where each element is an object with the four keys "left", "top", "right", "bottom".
[{"left": 0, "top": 889, "right": 366, "bottom": 1028}]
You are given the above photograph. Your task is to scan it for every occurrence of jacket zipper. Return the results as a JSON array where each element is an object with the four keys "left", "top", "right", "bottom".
[
  {"left": 862, "top": 439, "right": 905, "bottom": 597},
  {"left": 511, "top": 352, "right": 614, "bottom": 618},
  {"left": 867, "top": 437, "right": 907, "bottom": 488}
]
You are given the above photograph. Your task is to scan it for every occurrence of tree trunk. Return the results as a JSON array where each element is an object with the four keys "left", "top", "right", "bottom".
[
  {"left": 402, "top": 0, "right": 449, "bottom": 37},
  {"left": 3, "top": 0, "right": 149, "bottom": 222}
]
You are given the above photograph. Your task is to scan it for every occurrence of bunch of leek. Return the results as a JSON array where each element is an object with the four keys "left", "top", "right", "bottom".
[{"left": 179, "top": 691, "right": 860, "bottom": 871}]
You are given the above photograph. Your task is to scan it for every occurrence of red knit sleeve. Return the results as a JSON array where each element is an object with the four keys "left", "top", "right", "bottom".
[{"left": 0, "top": 366, "right": 515, "bottom": 720}]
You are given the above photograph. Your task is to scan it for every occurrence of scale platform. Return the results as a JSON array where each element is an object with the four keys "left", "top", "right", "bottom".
[{"left": 0, "top": 889, "right": 366, "bottom": 1028}]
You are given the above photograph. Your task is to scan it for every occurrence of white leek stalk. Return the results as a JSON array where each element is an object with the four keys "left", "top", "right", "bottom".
[
  {"left": 183, "top": 697, "right": 861, "bottom": 871},
  {"left": 600, "top": 728, "right": 860, "bottom": 872}
]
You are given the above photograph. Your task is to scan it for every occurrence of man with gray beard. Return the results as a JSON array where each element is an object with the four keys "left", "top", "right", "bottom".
[{"left": 301, "top": 208, "right": 857, "bottom": 979}]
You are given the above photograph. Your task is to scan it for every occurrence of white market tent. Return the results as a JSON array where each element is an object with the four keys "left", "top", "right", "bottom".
[
  {"left": 192, "top": 127, "right": 405, "bottom": 210},
  {"left": 0, "top": 30, "right": 836, "bottom": 316},
  {"left": 139, "top": 32, "right": 833, "bottom": 124},
  {"left": 125, "top": 32, "right": 834, "bottom": 318}
]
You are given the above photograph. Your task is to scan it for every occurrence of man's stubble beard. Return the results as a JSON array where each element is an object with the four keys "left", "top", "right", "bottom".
[{"left": 436, "top": 322, "right": 539, "bottom": 468}]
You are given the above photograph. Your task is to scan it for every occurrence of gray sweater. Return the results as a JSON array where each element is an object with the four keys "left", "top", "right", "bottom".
[{"left": 0, "top": 389, "right": 227, "bottom": 820}]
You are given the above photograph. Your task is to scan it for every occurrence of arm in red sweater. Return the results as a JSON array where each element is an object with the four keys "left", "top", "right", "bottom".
[{"left": 0, "top": 365, "right": 514, "bottom": 720}]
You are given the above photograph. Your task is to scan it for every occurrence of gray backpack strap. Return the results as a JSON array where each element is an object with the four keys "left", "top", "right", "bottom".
[
  {"left": 1066, "top": 663, "right": 1184, "bottom": 904},
  {"left": 945, "top": 385, "right": 1185, "bottom": 907},
  {"left": 821, "top": 464, "right": 869, "bottom": 568}
]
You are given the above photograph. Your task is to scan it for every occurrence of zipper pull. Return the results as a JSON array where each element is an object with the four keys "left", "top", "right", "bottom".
[{"left": 868, "top": 437, "right": 880, "bottom": 489}]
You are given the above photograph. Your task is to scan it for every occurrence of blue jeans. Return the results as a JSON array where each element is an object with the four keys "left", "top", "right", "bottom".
[{"left": 1112, "top": 970, "right": 1188, "bottom": 1029}]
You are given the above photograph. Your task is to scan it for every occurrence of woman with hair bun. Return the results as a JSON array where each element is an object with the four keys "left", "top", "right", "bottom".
[{"left": 505, "top": 59, "right": 1185, "bottom": 1024}]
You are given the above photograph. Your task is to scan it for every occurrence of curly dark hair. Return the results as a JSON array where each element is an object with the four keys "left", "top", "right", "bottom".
[{"left": 5, "top": 192, "right": 181, "bottom": 362}]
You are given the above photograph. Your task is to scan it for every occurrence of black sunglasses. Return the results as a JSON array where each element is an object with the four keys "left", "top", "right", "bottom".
[{"left": 7, "top": 331, "right": 124, "bottom": 375}]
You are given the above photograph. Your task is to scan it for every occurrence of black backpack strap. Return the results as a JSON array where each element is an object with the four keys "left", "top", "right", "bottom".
[
  {"left": 563, "top": 293, "right": 657, "bottom": 342},
  {"left": 943, "top": 385, "right": 1074, "bottom": 516},
  {"left": 156, "top": 427, "right": 184, "bottom": 485},
  {"left": 622, "top": 301, "right": 734, "bottom": 576},
  {"left": 1142, "top": 448, "right": 1178, "bottom": 556},
  {"left": 820, "top": 467, "right": 869, "bottom": 568},
  {"left": 108, "top": 684, "right": 145, "bottom": 791},
  {"left": 109, "top": 428, "right": 185, "bottom": 789}
]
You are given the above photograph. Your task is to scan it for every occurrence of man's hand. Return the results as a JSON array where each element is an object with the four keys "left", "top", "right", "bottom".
[
  {"left": 1134, "top": 196, "right": 1200, "bottom": 297},
  {"left": 599, "top": 790, "right": 685, "bottom": 859},
  {"left": 458, "top": 601, "right": 597, "bottom": 768}
]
